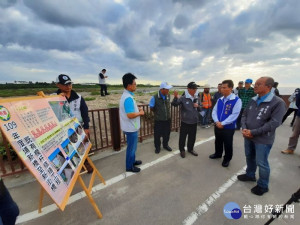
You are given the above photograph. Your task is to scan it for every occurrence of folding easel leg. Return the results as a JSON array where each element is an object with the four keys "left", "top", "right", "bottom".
[
  {"left": 38, "top": 187, "right": 45, "bottom": 213},
  {"left": 86, "top": 156, "right": 106, "bottom": 185},
  {"left": 78, "top": 175, "right": 103, "bottom": 219}
]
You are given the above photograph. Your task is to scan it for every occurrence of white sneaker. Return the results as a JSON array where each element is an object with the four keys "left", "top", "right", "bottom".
[{"left": 205, "top": 125, "right": 210, "bottom": 128}]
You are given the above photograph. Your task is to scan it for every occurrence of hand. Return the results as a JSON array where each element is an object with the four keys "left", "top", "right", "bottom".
[
  {"left": 173, "top": 90, "right": 179, "bottom": 98},
  {"left": 193, "top": 103, "right": 199, "bottom": 108},
  {"left": 242, "top": 129, "right": 253, "bottom": 138},
  {"left": 105, "top": 76, "right": 108, "bottom": 78},
  {"left": 216, "top": 122, "right": 224, "bottom": 129},
  {"left": 138, "top": 107, "right": 145, "bottom": 116},
  {"left": 83, "top": 129, "right": 90, "bottom": 143}
]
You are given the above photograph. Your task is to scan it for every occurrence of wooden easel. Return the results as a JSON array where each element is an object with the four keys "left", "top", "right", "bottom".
[{"left": 38, "top": 156, "right": 106, "bottom": 218}]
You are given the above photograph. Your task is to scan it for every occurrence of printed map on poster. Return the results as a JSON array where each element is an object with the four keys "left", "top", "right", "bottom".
[{"left": 0, "top": 95, "right": 91, "bottom": 210}]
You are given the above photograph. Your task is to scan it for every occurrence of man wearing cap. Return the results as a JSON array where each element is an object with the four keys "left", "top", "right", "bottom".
[
  {"left": 56, "top": 74, "right": 93, "bottom": 173},
  {"left": 99, "top": 68, "right": 109, "bottom": 96},
  {"left": 199, "top": 84, "right": 213, "bottom": 128},
  {"left": 236, "top": 79, "right": 256, "bottom": 130},
  {"left": 172, "top": 82, "right": 201, "bottom": 158},
  {"left": 149, "top": 82, "right": 173, "bottom": 154},
  {"left": 234, "top": 81, "right": 244, "bottom": 95},
  {"left": 210, "top": 80, "right": 242, "bottom": 167}
]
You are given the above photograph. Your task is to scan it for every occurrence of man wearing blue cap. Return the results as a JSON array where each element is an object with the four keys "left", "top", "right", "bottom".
[
  {"left": 236, "top": 78, "right": 256, "bottom": 130},
  {"left": 149, "top": 82, "right": 173, "bottom": 153}
]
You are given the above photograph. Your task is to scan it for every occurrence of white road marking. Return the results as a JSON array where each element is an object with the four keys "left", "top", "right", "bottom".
[
  {"left": 182, "top": 166, "right": 247, "bottom": 225},
  {"left": 16, "top": 136, "right": 215, "bottom": 224}
]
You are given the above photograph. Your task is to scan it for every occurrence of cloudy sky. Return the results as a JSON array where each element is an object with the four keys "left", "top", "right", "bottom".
[{"left": 0, "top": 0, "right": 300, "bottom": 87}]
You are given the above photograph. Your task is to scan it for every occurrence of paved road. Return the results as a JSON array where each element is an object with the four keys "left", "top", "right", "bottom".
[{"left": 4, "top": 117, "right": 300, "bottom": 225}]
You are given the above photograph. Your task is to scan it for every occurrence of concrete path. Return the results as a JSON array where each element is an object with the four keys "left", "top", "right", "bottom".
[{"left": 3, "top": 117, "right": 300, "bottom": 225}]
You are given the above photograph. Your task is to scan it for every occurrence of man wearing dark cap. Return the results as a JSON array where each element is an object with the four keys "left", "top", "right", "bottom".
[
  {"left": 56, "top": 74, "right": 92, "bottom": 173},
  {"left": 236, "top": 78, "right": 256, "bottom": 130},
  {"left": 172, "top": 82, "right": 201, "bottom": 158}
]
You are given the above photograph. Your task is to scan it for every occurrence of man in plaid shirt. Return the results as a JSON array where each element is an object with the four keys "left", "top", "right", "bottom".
[{"left": 236, "top": 79, "right": 256, "bottom": 130}]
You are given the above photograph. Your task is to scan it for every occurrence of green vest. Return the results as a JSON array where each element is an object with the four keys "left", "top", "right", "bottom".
[{"left": 153, "top": 92, "right": 171, "bottom": 121}]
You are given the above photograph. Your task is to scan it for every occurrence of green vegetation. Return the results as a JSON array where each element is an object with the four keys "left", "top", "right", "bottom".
[
  {"left": 84, "top": 97, "right": 96, "bottom": 101},
  {"left": 107, "top": 103, "right": 119, "bottom": 108}
]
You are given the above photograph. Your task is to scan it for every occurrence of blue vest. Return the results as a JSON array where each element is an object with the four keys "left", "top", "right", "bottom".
[{"left": 217, "top": 96, "right": 239, "bottom": 129}]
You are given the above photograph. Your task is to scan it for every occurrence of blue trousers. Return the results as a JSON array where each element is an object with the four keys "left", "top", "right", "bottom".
[
  {"left": 202, "top": 108, "right": 212, "bottom": 125},
  {"left": 244, "top": 138, "right": 272, "bottom": 189},
  {"left": 124, "top": 131, "right": 138, "bottom": 170},
  {"left": 0, "top": 180, "right": 19, "bottom": 225}
]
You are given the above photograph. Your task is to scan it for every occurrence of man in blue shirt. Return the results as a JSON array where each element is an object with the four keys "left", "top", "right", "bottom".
[
  {"left": 119, "top": 73, "right": 144, "bottom": 173},
  {"left": 210, "top": 80, "right": 242, "bottom": 167},
  {"left": 149, "top": 82, "right": 173, "bottom": 154}
]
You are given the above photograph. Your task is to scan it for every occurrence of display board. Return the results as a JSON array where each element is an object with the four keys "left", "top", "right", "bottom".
[{"left": 0, "top": 95, "right": 91, "bottom": 210}]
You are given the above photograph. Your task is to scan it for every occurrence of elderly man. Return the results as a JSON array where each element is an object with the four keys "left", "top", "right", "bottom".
[
  {"left": 238, "top": 77, "right": 285, "bottom": 196},
  {"left": 172, "top": 82, "right": 200, "bottom": 158},
  {"left": 236, "top": 78, "right": 256, "bottom": 130},
  {"left": 149, "top": 82, "right": 173, "bottom": 154},
  {"left": 210, "top": 80, "right": 242, "bottom": 167}
]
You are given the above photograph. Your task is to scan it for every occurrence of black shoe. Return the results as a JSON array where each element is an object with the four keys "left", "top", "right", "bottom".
[
  {"left": 188, "top": 150, "right": 198, "bottom": 156},
  {"left": 180, "top": 151, "right": 185, "bottom": 158},
  {"left": 222, "top": 160, "right": 230, "bottom": 167},
  {"left": 126, "top": 166, "right": 141, "bottom": 173},
  {"left": 134, "top": 160, "right": 142, "bottom": 166},
  {"left": 237, "top": 174, "right": 256, "bottom": 182},
  {"left": 251, "top": 185, "right": 268, "bottom": 196},
  {"left": 101, "top": 94, "right": 105, "bottom": 97},
  {"left": 163, "top": 146, "right": 172, "bottom": 151},
  {"left": 155, "top": 148, "right": 160, "bottom": 154},
  {"left": 105, "top": 93, "right": 110, "bottom": 95},
  {"left": 209, "top": 154, "right": 222, "bottom": 159}
]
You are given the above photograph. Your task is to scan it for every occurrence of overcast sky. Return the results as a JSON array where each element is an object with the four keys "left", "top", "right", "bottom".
[{"left": 0, "top": 0, "right": 299, "bottom": 87}]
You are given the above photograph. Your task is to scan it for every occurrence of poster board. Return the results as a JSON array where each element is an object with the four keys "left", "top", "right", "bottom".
[{"left": 0, "top": 94, "right": 92, "bottom": 210}]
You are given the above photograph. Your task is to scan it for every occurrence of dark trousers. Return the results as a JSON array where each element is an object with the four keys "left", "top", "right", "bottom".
[
  {"left": 236, "top": 108, "right": 244, "bottom": 129},
  {"left": 100, "top": 84, "right": 108, "bottom": 96},
  {"left": 154, "top": 120, "right": 171, "bottom": 149},
  {"left": 214, "top": 127, "right": 235, "bottom": 162},
  {"left": 282, "top": 108, "right": 297, "bottom": 125},
  {"left": 179, "top": 122, "right": 197, "bottom": 152},
  {"left": 0, "top": 179, "right": 19, "bottom": 225}
]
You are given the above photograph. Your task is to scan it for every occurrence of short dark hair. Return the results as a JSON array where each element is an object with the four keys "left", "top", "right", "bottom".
[
  {"left": 102, "top": 69, "right": 106, "bottom": 72},
  {"left": 261, "top": 77, "right": 274, "bottom": 88},
  {"left": 222, "top": 80, "right": 234, "bottom": 88},
  {"left": 122, "top": 73, "right": 137, "bottom": 89}
]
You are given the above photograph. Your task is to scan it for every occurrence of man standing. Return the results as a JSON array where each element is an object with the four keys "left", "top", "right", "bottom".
[
  {"left": 99, "top": 69, "right": 109, "bottom": 96},
  {"left": 172, "top": 82, "right": 200, "bottom": 158},
  {"left": 238, "top": 77, "right": 285, "bottom": 196},
  {"left": 149, "top": 82, "right": 173, "bottom": 154},
  {"left": 212, "top": 83, "right": 223, "bottom": 106},
  {"left": 56, "top": 74, "right": 93, "bottom": 173},
  {"left": 234, "top": 81, "right": 244, "bottom": 95},
  {"left": 209, "top": 80, "right": 242, "bottom": 167},
  {"left": 119, "top": 73, "right": 144, "bottom": 173},
  {"left": 200, "top": 84, "right": 213, "bottom": 128},
  {"left": 281, "top": 90, "right": 300, "bottom": 154},
  {"left": 236, "top": 79, "right": 256, "bottom": 130}
]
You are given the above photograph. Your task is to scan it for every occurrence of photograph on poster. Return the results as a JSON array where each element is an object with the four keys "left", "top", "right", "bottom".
[
  {"left": 48, "top": 101, "right": 72, "bottom": 122},
  {"left": 48, "top": 148, "right": 66, "bottom": 171},
  {"left": 77, "top": 142, "right": 86, "bottom": 156},
  {"left": 59, "top": 164, "right": 74, "bottom": 185},
  {"left": 68, "top": 128, "right": 78, "bottom": 143},
  {"left": 61, "top": 138, "right": 76, "bottom": 156},
  {"left": 70, "top": 151, "right": 81, "bottom": 168}
]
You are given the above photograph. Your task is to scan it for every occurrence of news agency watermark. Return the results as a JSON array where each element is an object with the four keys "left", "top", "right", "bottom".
[{"left": 224, "top": 202, "right": 295, "bottom": 220}]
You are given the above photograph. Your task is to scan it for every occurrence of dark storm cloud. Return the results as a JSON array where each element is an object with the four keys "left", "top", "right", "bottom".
[
  {"left": 174, "top": 14, "right": 190, "bottom": 29},
  {"left": 0, "top": 0, "right": 17, "bottom": 8}
]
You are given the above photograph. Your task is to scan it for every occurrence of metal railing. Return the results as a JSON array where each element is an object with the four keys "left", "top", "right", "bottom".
[{"left": 0, "top": 104, "right": 181, "bottom": 176}]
